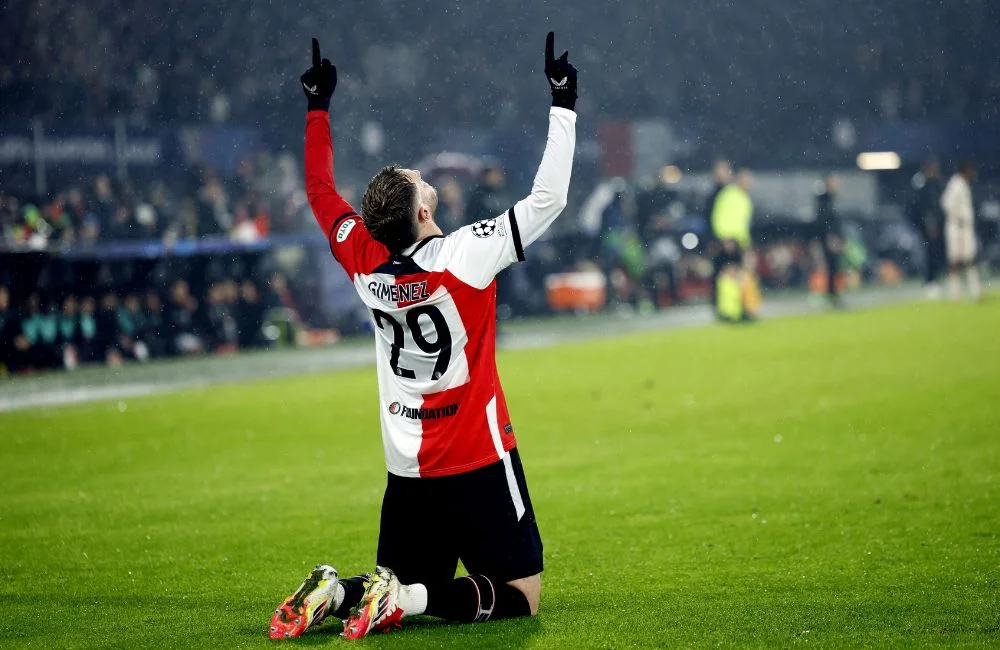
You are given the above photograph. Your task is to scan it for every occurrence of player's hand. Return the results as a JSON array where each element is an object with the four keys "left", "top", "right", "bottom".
[
  {"left": 544, "top": 32, "right": 577, "bottom": 111},
  {"left": 301, "top": 37, "right": 337, "bottom": 111}
]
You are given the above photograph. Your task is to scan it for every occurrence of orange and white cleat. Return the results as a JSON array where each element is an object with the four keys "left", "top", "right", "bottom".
[
  {"left": 269, "top": 565, "right": 339, "bottom": 640},
  {"left": 342, "top": 566, "right": 404, "bottom": 639}
]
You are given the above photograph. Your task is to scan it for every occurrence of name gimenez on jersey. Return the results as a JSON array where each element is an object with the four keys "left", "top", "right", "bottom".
[
  {"left": 368, "top": 280, "right": 430, "bottom": 303},
  {"left": 388, "top": 402, "right": 459, "bottom": 420}
]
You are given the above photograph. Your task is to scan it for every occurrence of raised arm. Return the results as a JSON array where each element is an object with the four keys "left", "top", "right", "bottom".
[
  {"left": 443, "top": 33, "right": 577, "bottom": 290},
  {"left": 511, "top": 32, "right": 578, "bottom": 248},
  {"left": 301, "top": 38, "right": 358, "bottom": 239}
]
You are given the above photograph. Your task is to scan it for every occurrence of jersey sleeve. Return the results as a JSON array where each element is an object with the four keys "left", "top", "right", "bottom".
[
  {"left": 305, "top": 110, "right": 387, "bottom": 276},
  {"left": 445, "top": 107, "right": 576, "bottom": 290},
  {"left": 444, "top": 209, "right": 525, "bottom": 289}
]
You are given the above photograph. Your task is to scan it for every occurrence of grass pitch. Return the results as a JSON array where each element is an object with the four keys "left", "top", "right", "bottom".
[{"left": 1, "top": 300, "right": 999, "bottom": 648}]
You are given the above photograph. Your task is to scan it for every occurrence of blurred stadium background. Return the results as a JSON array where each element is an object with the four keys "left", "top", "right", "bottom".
[
  {"left": 3, "top": 3, "right": 1000, "bottom": 647},
  {"left": 2, "top": 0, "right": 998, "bottom": 378}
]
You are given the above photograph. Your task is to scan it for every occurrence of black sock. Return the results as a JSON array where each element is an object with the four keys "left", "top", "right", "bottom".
[
  {"left": 424, "top": 575, "right": 532, "bottom": 622},
  {"left": 332, "top": 575, "right": 369, "bottom": 619}
]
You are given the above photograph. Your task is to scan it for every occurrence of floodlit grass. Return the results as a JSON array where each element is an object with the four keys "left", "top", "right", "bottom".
[{"left": 2, "top": 300, "right": 999, "bottom": 648}]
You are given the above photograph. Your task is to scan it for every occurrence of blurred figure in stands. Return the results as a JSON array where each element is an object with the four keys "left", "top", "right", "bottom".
[
  {"left": 907, "top": 161, "right": 946, "bottom": 297},
  {"left": 434, "top": 177, "right": 466, "bottom": 233},
  {"left": 197, "top": 173, "right": 232, "bottom": 237},
  {"left": 706, "top": 159, "right": 733, "bottom": 305},
  {"left": 91, "top": 174, "right": 116, "bottom": 224},
  {"left": 206, "top": 282, "right": 239, "bottom": 352},
  {"left": 815, "top": 174, "right": 844, "bottom": 308},
  {"left": 77, "top": 297, "right": 99, "bottom": 363},
  {"left": 167, "top": 279, "right": 203, "bottom": 355},
  {"left": 141, "top": 291, "right": 168, "bottom": 358},
  {"left": 58, "top": 295, "right": 81, "bottom": 369},
  {"left": 117, "top": 294, "right": 150, "bottom": 361},
  {"left": 711, "top": 169, "right": 754, "bottom": 321},
  {"left": 465, "top": 163, "right": 509, "bottom": 221},
  {"left": 940, "top": 161, "right": 981, "bottom": 301},
  {"left": 238, "top": 281, "right": 267, "bottom": 349},
  {"left": 600, "top": 184, "right": 649, "bottom": 311},
  {"left": 17, "top": 294, "right": 59, "bottom": 369},
  {"left": 0, "top": 284, "right": 18, "bottom": 374},
  {"left": 97, "top": 293, "right": 124, "bottom": 366},
  {"left": 706, "top": 159, "right": 733, "bottom": 217}
]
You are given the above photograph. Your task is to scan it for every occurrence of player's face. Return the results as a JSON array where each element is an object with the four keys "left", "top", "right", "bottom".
[{"left": 402, "top": 169, "right": 438, "bottom": 215}]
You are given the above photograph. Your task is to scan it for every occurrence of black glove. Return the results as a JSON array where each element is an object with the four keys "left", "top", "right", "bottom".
[
  {"left": 301, "top": 37, "right": 337, "bottom": 111},
  {"left": 544, "top": 32, "right": 577, "bottom": 111}
]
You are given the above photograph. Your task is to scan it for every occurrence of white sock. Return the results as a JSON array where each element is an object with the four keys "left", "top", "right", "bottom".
[
  {"left": 332, "top": 582, "right": 346, "bottom": 611},
  {"left": 966, "top": 267, "right": 982, "bottom": 300},
  {"left": 397, "top": 583, "right": 428, "bottom": 617}
]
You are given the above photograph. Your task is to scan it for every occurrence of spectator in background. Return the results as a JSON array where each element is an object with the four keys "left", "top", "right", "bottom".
[
  {"left": 711, "top": 169, "right": 754, "bottom": 321},
  {"left": 77, "top": 297, "right": 99, "bottom": 363},
  {"left": 1, "top": 196, "right": 19, "bottom": 243},
  {"left": 434, "top": 178, "right": 465, "bottom": 234},
  {"left": 197, "top": 174, "right": 232, "bottom": 236},
  {"left": 940, "top": 161, "right": 981, "bottom": 301},
  {"left": 263, "top": 272, "right": 301, "bottom": 346},
  {"left": 117, "top": 294, "right": 150, "bottom": 361},
  {"left": 465, "top": 163, "right": 509, "bottom": 222},
  {"left": 18, "top": 294, "right": 59, "bottom": 369},
  {"left": 705, "top": 159, "right": 733, "bottom": 220},
  {"left": 105, "top": 203, "right": 137, "bottom": 241},
  {"left": 635, "top": 165, "right": 681, "bottom": 247},
  {"left": 237, "top": 281, "right": 267, "bottom": 348},
  {"left": 167, "top": 279, "right": 203, "bottom": 355},
  {"left": 0, "top": 285, "right": 18, "bottom": 374},
  {"left": 141, "top": 291, "right": 168, "bottom": 358},
  {"left": 205, "top": 282, "right": 239, "bottom": 352},
  {"left": 908, "top": 161, "right": 946, "bottom": 297},
  {"left": 58, "top": 295, "right": 81, "bottom": 369},
  {"left": 97, "top": 293, "right": 124, "bottom": 365},
  {"left": 91, "top": 174, "right": 116, "bottom": 224},
  {"left": 600, "top": 186, "right": 648, "bottom": 311},
  {"left": 706, "top": 159, "right": 733, "bottom": 304},
  {"left": 815, "top": 174, "right": 845, "bottom": 308}
]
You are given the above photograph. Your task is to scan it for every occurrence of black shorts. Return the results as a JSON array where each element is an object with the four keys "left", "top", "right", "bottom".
[{"left": 376, "top": 447, "right": 543, "bottom": 584}]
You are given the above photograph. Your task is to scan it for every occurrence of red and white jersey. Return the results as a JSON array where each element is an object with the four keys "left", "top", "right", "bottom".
[{"left": 305, "top": 107, "right": 576, "bottom": 478}]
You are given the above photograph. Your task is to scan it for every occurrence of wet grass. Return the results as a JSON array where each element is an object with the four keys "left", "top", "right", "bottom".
[{"left": 1, "top": 299, "right": 998, "bottom": 648}]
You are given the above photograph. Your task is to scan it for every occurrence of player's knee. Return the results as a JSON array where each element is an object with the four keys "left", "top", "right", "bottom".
[{"left": 507, "top": 575, "right": 541, "bottom": 616}]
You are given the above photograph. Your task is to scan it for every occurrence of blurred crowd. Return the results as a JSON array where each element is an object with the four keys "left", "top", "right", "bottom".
[
  {"left": 0, "top": 273, "right": 301, "bottom": 374},
  {"left": 0, "top": 155, "right": 312, "bottom": 248},
  {"left": 2, "top": 0, "right": 997, "bottom": 163}
]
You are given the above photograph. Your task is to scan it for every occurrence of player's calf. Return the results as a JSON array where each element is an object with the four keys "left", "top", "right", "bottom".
[{"left": 507, "top": 574, "right": 541, "bottom": 616}]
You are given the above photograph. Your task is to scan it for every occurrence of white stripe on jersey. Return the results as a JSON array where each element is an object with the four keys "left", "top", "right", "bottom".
[{"left": 488, "top": 396, "right": 526, "bottom": 520}]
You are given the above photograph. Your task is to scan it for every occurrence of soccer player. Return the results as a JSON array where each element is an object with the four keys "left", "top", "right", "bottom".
[
  {"left": 269, "top": 33, "right": 577, "bottom": 640},
  {"left": 940, "top": 161, "right": 981, "bottom": 301}
]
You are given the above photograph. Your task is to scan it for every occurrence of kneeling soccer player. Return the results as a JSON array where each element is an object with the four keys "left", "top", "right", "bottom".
[{"left": 269, "top": 32, "right": 577, "bottom": 639}]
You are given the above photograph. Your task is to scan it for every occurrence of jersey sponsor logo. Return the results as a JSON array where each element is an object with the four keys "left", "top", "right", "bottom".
[
  {"left": 388, "top": 401, "right": 459, "bottom": 420},
  {"left": 471, "top": 218, "right": 503, "bottom": 238},
  {"left": 336, "top": 218, "right": 357, "bottom": 242},
  {"left": 368, "top": 280, "right": 430, "bottom": 303}
]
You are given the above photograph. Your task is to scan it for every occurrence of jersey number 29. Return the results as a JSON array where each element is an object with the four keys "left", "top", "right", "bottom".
[{"left": 372, "top": 306, "right": 452, "bottom": 380}]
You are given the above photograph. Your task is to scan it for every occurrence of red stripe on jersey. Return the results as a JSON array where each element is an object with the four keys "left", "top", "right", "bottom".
[
  {"left": 416, "top": 384, "right": 497, "bottom": 477},
  {"left": 414, "top": 272, "right": 516, "bottom": 477}
]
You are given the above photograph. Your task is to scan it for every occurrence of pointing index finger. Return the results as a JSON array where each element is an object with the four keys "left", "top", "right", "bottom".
[
  {"left": 312, "top": 38, "right": 321, "bottom": 67},
  {"left": 545, "top": 32, "right": 554, "bottom": 65}
]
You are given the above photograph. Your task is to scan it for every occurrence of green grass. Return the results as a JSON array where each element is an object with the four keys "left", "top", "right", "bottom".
[{"left": 2, "top": 300, "right": 999, "bottom": 648}]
